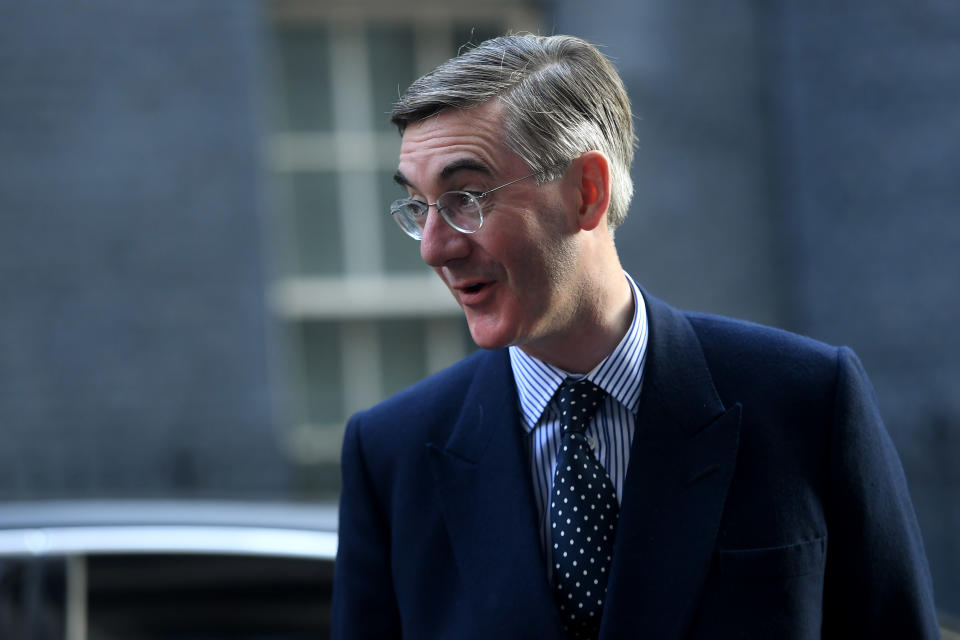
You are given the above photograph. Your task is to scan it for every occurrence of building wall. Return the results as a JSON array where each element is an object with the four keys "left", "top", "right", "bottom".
[
  {"left": 553, "top": 0, "right": 960, "bottom": 617},
  {"left": 0, "top": 1, "right": 288, "bottom": 497}
]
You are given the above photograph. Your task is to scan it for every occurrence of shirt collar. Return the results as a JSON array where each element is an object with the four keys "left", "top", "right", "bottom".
[{"left": 509, "top": 273, "right": 649, "bottom": 432}]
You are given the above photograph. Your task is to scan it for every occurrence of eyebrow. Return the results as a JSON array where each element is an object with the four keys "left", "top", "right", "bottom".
[{"left": 393, "top": 158, "right": 493, "bottom": 189}]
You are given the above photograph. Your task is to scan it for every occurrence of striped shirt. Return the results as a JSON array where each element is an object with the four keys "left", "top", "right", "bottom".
[{"left": 508, "top": 273, "right": 648, "bottom": 576}]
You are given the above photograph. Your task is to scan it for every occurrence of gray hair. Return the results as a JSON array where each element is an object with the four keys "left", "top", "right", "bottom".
[{"left": 390, "top": 34, "right": 637, "bottom": 229}]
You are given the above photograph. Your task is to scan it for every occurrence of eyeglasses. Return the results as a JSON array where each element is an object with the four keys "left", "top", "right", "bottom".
[{"left": 389, "top": 170, "right": 545, "bottom": 240}]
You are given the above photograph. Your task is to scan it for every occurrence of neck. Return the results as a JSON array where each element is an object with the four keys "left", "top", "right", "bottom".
[{"left": 520, "top": 267, "right": 634, "bottom": 374}]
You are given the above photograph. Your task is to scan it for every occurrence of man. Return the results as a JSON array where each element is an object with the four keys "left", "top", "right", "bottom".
[{"left": 332, "top": 34, "right": 938, "bottom": 639}]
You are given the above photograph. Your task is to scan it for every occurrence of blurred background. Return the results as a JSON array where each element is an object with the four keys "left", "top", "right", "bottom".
[{"left": 1, "top": 0, "right": 958, "bottom": 637}]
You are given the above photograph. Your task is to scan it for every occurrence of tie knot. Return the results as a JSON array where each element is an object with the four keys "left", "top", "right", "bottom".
[{"left": 554, "top": 378, "right": 608, "bottom": 434}]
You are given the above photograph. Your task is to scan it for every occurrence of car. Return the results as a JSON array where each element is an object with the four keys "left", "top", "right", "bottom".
[{"left": 0, "top": 500, "right": 337, "bottom": 639}]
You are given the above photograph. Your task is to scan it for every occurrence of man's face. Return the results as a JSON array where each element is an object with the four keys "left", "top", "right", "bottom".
[{"left": 396, "top": 101, "right": 584, "bottom": 352}]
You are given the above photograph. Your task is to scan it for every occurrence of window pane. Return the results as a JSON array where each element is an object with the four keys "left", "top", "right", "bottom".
[
  {"left": 379, "top": 319, "right": 427, "bottom": 398},
  {"left": 367, "top": 24, "right": 417, "bottom": 133},
  {"left": 302, "top": 320, "right": 344, "bottom": 426},
  {"left": 281, "top": 171, "right": 343, "bottom": 276},
  {"left": 271, "top": 27, "right": 332, "bottom": 132}
]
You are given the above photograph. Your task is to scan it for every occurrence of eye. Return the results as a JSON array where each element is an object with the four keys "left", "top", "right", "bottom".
[
  {"left": 451, "top": 192, "right": 477, "bottom": 207},
  {"left": 390, "top": 198, "right": 428, "bottom": 218},
  {"left": 406, "top": 200, "right": 428, "bottom": 217}
]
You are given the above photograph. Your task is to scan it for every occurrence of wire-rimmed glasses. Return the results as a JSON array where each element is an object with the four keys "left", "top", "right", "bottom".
[{"left": 389, "top": 170, "right": 545, "bottom": 240}]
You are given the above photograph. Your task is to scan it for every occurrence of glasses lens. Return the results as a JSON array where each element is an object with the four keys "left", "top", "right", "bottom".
[
  {"left": 437, "top": 191, "right": 482, "bottom": 233},
  {"left": 390, "top": 199, "right": 427, "bottom": 239}
]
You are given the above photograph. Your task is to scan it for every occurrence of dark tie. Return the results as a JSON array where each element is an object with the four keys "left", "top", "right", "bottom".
[{"left": 550, "top": 379, "right": 618, "bottom": 640}]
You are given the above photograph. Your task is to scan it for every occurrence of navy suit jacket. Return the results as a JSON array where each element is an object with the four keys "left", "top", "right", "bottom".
[{"left": 332, "top": 292, "right": 938, "bottom": 639}]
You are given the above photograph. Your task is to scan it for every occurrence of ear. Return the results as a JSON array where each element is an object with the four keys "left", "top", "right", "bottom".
[{"left": 574, "top": 151, "right": 611, "bottom": 231}]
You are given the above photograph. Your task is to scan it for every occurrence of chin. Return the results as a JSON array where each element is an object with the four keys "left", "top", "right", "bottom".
[
  {"left": 466, "top": 319, "right": 516, "bottom": 351},
  {"left": 468, "top": 329, "right": 509, "bottom": 351}
]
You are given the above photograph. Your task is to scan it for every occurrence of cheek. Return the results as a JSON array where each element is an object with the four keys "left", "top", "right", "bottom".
[
  {"left": 507, "top": 237, "right": 577, "bottom": 316},
  {"left": 524, "top": 225, "right": 578, "bottom": 292},
  {"left": 488, "top": 202, "right": 577, "bottom": 296}
]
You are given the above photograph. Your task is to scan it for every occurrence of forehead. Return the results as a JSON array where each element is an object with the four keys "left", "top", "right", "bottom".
[{"left": 397, "top": 100, "right": 524, "bottom": 186}]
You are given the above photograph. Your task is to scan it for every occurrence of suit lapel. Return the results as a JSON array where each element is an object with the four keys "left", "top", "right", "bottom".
[
  {"left": 600, "top": 293, "right": 741, "bottom": 640},
  {"left": 427, "top": 349, "right": 562, "bottom": 637}
]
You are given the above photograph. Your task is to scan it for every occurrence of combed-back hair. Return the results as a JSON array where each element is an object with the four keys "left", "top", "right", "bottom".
[{"left": 390, "top": 34, "right": 637, "bottom": 228}]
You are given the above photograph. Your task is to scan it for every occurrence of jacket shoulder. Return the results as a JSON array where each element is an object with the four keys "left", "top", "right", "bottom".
[
  {"left": 681, "top": 311, "right": 847, "bottom": 420},
  {"left": 685, "top": 311, "right": 837, "bottom": 363},
  {"left": 686, "top": 311, "right": 839, "bottom": 377}
]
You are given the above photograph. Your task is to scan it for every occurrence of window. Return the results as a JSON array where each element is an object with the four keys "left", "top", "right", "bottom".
[{"left": 264, "top": 2, "right": 543, "bottom": 496}]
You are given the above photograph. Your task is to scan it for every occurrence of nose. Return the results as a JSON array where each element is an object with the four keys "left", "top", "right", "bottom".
[{"left": 419, "top": 206, "right": 471, "bottom": 267}]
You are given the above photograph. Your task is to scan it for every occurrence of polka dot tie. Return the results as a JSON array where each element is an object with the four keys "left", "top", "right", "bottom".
[{"left": 550, "top": 379, "right": 617, "bottom": 640}]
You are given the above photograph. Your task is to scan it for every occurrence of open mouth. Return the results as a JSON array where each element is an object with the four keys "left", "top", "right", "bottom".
[{"left": 463, "top": 283, "right": 486, "bottom": 294}]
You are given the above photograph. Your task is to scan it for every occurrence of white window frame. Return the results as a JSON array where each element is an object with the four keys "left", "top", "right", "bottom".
[{"left": 266, "top": 1, "right": 543, "bottom": 463}]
